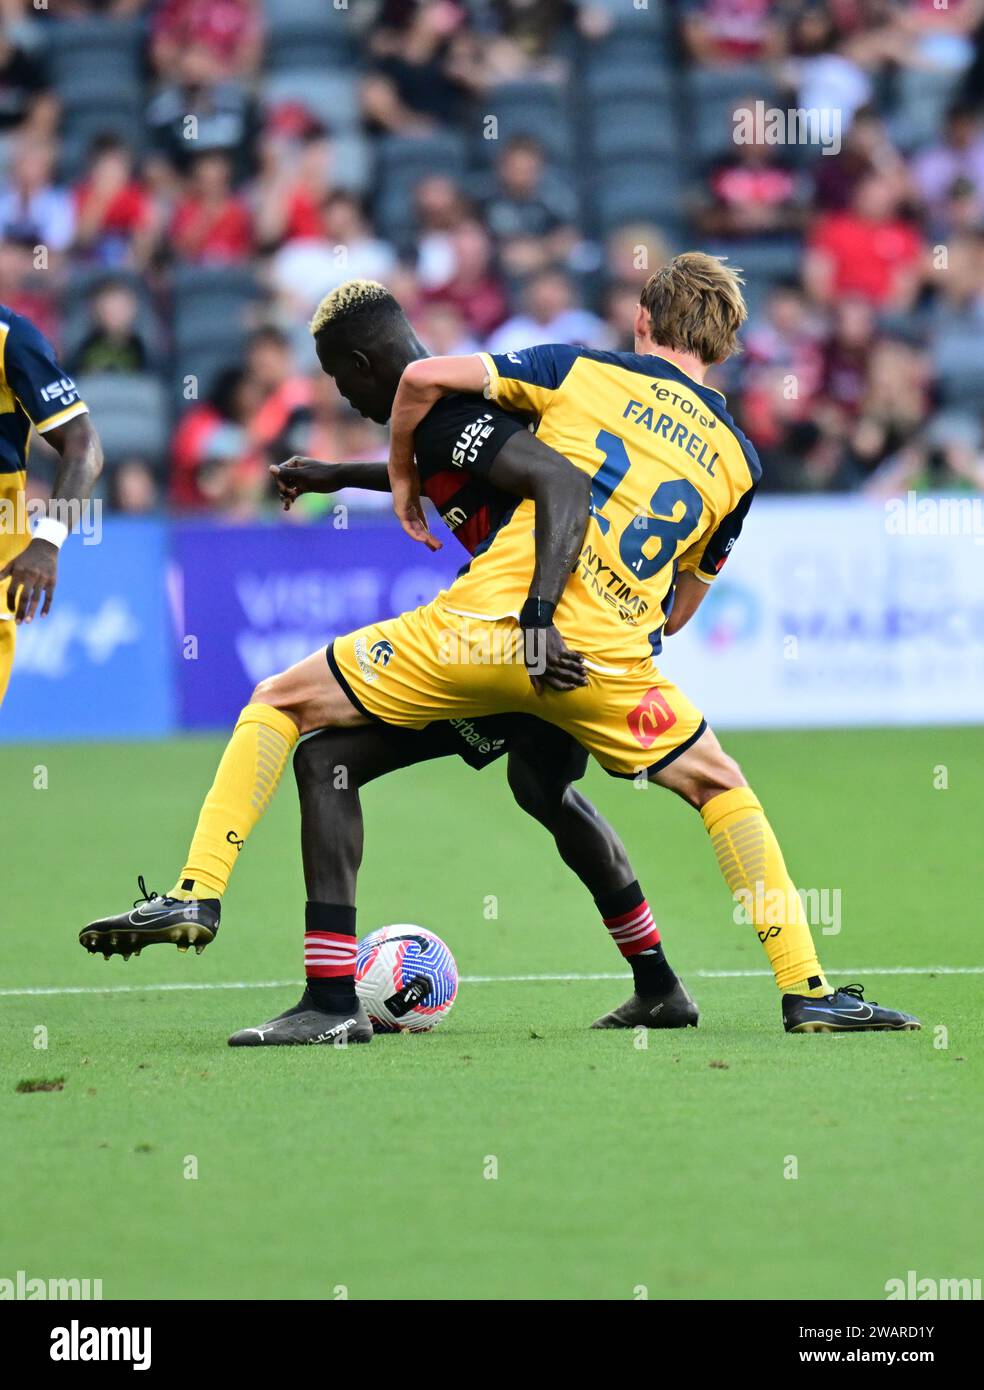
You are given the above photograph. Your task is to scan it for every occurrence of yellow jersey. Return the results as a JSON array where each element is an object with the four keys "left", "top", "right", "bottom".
[{"left": 438, "top": 345, "right": 761, "bottom": 668}]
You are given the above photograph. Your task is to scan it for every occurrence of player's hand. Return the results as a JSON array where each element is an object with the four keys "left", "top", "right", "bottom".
[
  {"left": 0, "top": 538, "right": 59, "bottom": 623},
  {"left": 391, "top": 468, "right": 442, "bottom": 552},
  {"left": 270, "top": 458, "right": 341, "bottom": 510},
  {"left": 523, "top": 624, "right": 588, "bottom": 694}
]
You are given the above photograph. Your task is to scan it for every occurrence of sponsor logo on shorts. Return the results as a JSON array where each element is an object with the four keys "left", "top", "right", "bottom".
[
  {"left": 448, "top": 717, "right": 506, "bottom": 758},
  {"left": 626, "top": 687, "right": 677, "bottom": 748}
]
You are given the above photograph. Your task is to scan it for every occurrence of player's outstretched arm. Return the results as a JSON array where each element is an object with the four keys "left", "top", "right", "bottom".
[
  {"left": 0, "top": 413, "right": 103, "bottom": 624},
  {"left": 270, "top": 458, "right": 391, "bottom": 510},
  {"left": 487, "top": 431, "right": 591, "bottom": 694},
  {"left": 388, "top": 354, "right": 489, "bottom": 550}
]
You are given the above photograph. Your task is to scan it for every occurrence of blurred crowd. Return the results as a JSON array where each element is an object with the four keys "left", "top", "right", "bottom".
[{"left": 3, "top": 0, "right": 984, "bottom": 516}]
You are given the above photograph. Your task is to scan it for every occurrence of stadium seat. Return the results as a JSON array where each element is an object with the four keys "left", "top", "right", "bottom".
[
  {"left": 172, "top": 303, "right": 253, "bottom": 358},
  {"left": 933, "top": 329, "right": 984, "bottom": 411},
  {"left": 594, "top": 162, "right": 686, "bottom": 238},
  {"left": 584, "top": 63, "right": 676, "bottom": 104},
  {"left": 74, "top": 373, "right": 169, "bottom": 467},
  {"left": 372, "top": 131, "right": 470, "bottom": 247},
  {"left": 887, "top": 68, "right": 958, "bottom": 152},
  {"left": 262, "top": 0, "right": 351, "bottom": 26},
  {"left": 58, "top": 95, "right": 146, "bottom": 179},
  {"left": 332, "top": 131, "right": 372, "bottom": 194},
  {"left": 264, "top": 70, "right": 360, "bottom": 132},
  {"left": 170, "top": 351, "right": 238, "bottom": 414},
  {"left": 589, "top": 99, "right": 679, "bottom": 161},
  {"left": 48, "top": 17, "right": 144, "bottom": 86},
  {"left": 376, "top": 131, "right": 468, "bottom": 184},
  {"left": 688, "top": 65, "right": 780, "bottom": 159},
  {"left": 704, "top": 237, "right": 804, "bottom": 281},
  {"left": 171, "top": 265, "right": 262, "bottom": 313},
  {"left": 266, "top": 27, "right": 356, "bottom": 74},
  {"left": 472, "top": 82, "right": 575, "bottom": 167}
]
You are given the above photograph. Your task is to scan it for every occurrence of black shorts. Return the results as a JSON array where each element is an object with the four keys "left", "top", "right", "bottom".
[{"left": 387, "top": 712, "right": 590, "bottom": 782}]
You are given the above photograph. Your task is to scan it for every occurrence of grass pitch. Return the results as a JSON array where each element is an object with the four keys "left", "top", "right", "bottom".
[{"left": 1, "top": 727, "right": 981, "bottom": 1300}]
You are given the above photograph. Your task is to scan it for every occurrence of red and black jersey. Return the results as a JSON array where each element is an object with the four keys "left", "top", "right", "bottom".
[{"left": 412, "top": 392, "right": 530, "bottom": 559}]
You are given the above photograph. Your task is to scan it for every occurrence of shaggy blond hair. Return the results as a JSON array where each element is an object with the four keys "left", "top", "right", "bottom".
[
  {"left": 640, "top": 252, "right": 747, "bottom": 364},
  {"left": 310, "top": 280, "right": 392, "bottom": 337}
]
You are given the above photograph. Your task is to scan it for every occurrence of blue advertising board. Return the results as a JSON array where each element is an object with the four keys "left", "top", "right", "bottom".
[
  {"left": 171, "top": 519, "right": 460, "bottom": 729},
  {"left": 0, "top": 518, "right": 175, "bottom": 740}
]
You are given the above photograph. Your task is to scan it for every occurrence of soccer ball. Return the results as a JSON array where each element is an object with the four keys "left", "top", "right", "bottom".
[{"left": 355, "top": 925, "right": 458, "bottom": 1033}]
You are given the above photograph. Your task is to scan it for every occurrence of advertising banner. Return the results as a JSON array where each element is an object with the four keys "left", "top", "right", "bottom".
[
  {"left": 666, "top": 496, "right": 984, "bottom": 727},
  {"left": 0, "top": 518, "right": 175, "bottom": 740},
  {"left": 171, "top": 519, "right": 461, "bottom": 729}
]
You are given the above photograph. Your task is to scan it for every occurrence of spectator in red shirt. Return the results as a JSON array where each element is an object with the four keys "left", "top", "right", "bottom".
[
  {"left": 73, "top": 135, "right": 159, "bottom": 269},
  {"left": 170, "top": 151, "right": 253, "bottom": 263},
  {"left": 151, "top": 0, "right": 263, "bottom": 83},
  {"left": 805, "top": 173, "right": 925, "bottom": 311}
]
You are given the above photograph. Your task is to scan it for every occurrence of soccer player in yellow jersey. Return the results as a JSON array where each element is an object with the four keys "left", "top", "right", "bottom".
[
  {"left": 83, "top": 260, "right": 918, "bottom": 1037},
  {"left": 0, "top": 306, "right": 103, "bottom": 706}
]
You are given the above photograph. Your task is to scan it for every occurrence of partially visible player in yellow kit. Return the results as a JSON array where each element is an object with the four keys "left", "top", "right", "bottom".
[
  {"left": 0, "top": 305, "right": 103, "bottom": 705},
  {"left": 83, "top": 258, "right": 918, "bottom": 1036}
]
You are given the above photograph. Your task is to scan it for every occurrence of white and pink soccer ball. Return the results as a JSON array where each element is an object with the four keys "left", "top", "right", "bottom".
[{"left": 355, "top": 925, "right": 458, "bottom": 1033}]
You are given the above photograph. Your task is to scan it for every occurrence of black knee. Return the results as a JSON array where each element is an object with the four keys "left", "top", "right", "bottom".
[
  {"left": 507, "top": 752, "right": 563, "bottom": 827},
  {"left": 294, "top": 730, "right": 366, "bottom": 798}
]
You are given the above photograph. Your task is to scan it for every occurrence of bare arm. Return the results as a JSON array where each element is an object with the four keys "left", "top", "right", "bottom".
[
  {"left": 0, "top": 413, "right": 103, "bottom": 623},
  {"left": 663, "top": 571, "right": 711, "bottom": 637},
  {"left": 483, "top": 430, "right": 590, "bottom": 693},
  {"left": 270, "top": 457, "right": 391, "bottom": 509}
]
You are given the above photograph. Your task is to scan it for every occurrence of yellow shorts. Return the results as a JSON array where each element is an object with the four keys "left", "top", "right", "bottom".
[
  {"left": 0, "top": 616, "right": 15, "bottom": 707},
  {"left": 328, "top": 599, "right": 706, "bottom": 778}
]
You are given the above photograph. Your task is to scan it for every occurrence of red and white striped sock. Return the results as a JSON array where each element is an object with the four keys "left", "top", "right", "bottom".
[
  {"left": 304, "top": 902, "right": 358, "bottom": 1011},
  {"left": 595, "top": 881, "right": 676, "bottom": 995},
  {"left": 603, "top": 901, "right": 662, "bottom": 957}
]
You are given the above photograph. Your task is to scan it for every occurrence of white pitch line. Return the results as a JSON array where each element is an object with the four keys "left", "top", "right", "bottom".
[{"left": 1, "top": 966, "right": 982, "bottom": 999}]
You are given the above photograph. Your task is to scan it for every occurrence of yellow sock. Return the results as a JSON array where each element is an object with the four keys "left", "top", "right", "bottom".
[
  {"left": 170, "top": 703, "right": 299, "bottom": 899},
  {"left": 700, "top": 787, "right": 829, "bottom": 996}
]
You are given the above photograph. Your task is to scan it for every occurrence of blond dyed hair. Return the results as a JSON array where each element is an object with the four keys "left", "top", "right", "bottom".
[
  {"left": 640, "top": 252, "right": 747, "bottom": 364},
  {"left": 310, "top": 279, "right": 392, "bottom": 337}
]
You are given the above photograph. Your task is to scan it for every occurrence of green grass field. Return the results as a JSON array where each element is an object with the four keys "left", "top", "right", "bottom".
[{"left": 1, "top": 726, "right": 981, "bottom": 1301}]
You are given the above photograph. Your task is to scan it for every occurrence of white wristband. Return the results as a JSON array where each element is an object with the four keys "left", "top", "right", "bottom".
[{"left": 33, "top": 517, "right": 69, "bottom": 549}]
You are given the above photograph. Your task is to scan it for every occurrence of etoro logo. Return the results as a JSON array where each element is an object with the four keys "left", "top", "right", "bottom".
[{"left": 369, "top": 639, "right": 395, "bottom": 668}]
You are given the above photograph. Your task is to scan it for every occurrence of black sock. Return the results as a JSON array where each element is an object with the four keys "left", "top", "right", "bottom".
[
  {"left": 628, "top": 944, "right": 677, "bottom": 996},
  {"left": 594, "top": 880, "right": 678, "bottom": 996},
  {"left": 303, "top": 902, "right": 358, "bottom": 1012}
]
